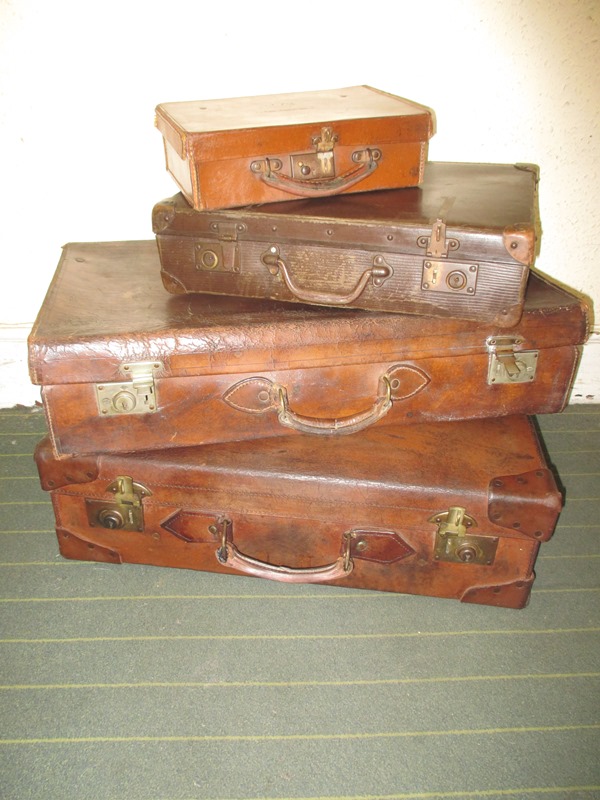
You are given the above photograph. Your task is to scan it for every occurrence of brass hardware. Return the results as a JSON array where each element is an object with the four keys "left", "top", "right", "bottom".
[
  {"left": 250, "top": 158, "right": 283, "bottom": 174},
  {"left": 290, "top": 127, "right": 338, "bottom": 181},
  {"left": 85, "top": 476, "right": 151, "bottom": 532},
  {"left": 195, "top": 222, "right": 246, "bottom": 273},
  {"left": 417, "top": 218, "right": 460, "bottom": 258},
  {"left": 208, "top": 517, "right": 232, "bottom": 563},
  {"left": 486, "top": 336, "right": 539, "bottom": 384},
  {"left": 431, "top": 506, "right": 498, "bottom": 565},
  {"left": 342, "top": 531, "right": 355, "bottom": 572},
  {"left": 95, "top": 362, "right": 162, "bottom": 416},
  {"left": 421, "top": 260, "right": 478, "bottom": 295}
]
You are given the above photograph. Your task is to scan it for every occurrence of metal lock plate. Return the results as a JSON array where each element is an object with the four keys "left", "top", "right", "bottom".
[
  {"left": 291, "top": 151, "right": 336, "bottom": 181},
  {"left": 431, "top": 506, "right": 498, "bottom": 565},
  {"left": 85, "top": 476, "right": 151, "bottom": 532},
  {"left": 291, "top": 126, "right": 337, "bottom": 181},
  {"left": 194, "top": 222, "right": 245, "bottom": 273},
  {"left": 486, "top": 337, "right": 539, "bottom": 384},
  {"left": 421, "top": 260, "right": 478, "bottom": 295},
  {"left": 96, "top": 362, "right": 162, "bottom": 417}
]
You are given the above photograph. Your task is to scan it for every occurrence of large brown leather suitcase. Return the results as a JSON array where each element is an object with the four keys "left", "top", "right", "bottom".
[
  {"left": 28, "top": 241, "right": 588, "bottom": 457},
  {"left": 154, "top": 162, "right": 540, "bottom": 326},
  {"left": 34, "top": 416, "right": 562, "bottom": 609},
  {"left": 154, "top": 85, "right": 434, "bottom": 211}
]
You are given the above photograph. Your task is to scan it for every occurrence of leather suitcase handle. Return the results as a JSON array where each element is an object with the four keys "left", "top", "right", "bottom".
[
  {"left": 261, "top": 247, "right": 393, "bottom": 306},
  {"left": 275, "top": 376, "right": 392, "bottom": 435},
  {"left": 217, "top": 542, "right": 352, "bottom": 583},
  {"left": 213, "top": 519, "right": 353, "bottom": 583},
  {"left": 250, "top": 149, "right": 380, "bottom": 198},
  {"left": 222, "top": 365, "right": 431, "bottom": 436}
]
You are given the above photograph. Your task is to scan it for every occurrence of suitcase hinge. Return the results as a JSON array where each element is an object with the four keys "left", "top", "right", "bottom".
[
  {"left": 431, "top": 506, "right": 498, "bottom": 565},
  {"left": 95, "top": 361, "right": 162, "bottom": 416},
  {"left": 85, "top": 476, "right": 152, "bottom": 532},
  {"left": 486, "top": 336, "right": 539, "bottom": 385}
]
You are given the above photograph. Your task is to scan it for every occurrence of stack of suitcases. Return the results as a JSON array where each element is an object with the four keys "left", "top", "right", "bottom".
[{"left": 28, "top": 86, "right": 591, "bottom": 608}]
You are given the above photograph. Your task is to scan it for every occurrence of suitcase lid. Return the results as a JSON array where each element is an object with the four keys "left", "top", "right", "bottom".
[
  {"left": 35, "top": 415, "right": 562, "bottom": 542},
  {"left": 154, "top": 162, "right": 542, "bottom": 268},
  {"left": 28, "top": 240, "right": 589, "bottom": 386},
  {"left": 155, "top": 85, "right": 434, "bottom": 162}
]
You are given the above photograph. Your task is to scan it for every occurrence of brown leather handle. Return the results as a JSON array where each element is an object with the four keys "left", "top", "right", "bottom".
[
  {"left": 213, "top": 519, "right": 353, "bottom": 583},
  {"left": 275, "top": 376, "right": 392, "bottom": 435},
  {"left": 217, "top": 542, "right": 352, "bottom": 583},
  {"left": 262, "top": 247, "right": 393, "bottom": 306},
  {"left": 250, "top": 149, "right": 380, "bottom": 198}
]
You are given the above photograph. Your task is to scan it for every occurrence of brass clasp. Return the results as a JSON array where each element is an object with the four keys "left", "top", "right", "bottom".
[{"left": 431, "top": 506, "right": 498, "bottom": 565}]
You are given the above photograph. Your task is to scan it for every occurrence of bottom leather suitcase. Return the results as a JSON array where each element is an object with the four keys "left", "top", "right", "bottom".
[{"left": 35, "top": 416, "right": 562, "bottom": 609}]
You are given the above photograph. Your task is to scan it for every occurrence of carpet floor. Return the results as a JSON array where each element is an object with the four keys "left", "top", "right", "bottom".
[{"left": 0, "top": 406, "right": 599, "bottom": 800}]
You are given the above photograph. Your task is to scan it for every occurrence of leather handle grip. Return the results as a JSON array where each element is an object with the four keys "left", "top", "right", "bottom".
[
  {"left": 217, "top": 542, "right": 352, "bottom": 583},
  {"left": 251, "top": 149, "right": 380, "bottom": 198},
  {"left": 262, "top": 247, "right": 392, "bottom": 306},
  {"left": 275, "top": 376, "right": 392, "bottom": 435}
]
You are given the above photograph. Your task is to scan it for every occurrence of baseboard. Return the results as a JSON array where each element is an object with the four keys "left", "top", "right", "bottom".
[
  {"left": 1, "top": 326, "right": 599, "bottom": 409},
  {"left": 0, "top": 325, "right": 41, "bottom": 409}
]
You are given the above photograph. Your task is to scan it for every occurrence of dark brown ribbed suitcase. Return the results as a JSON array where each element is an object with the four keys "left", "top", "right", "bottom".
[
  {"left": 154, "top": 162, "right": 541, "bottom": 326},
  {"left": 154, "top": 85, "right": 434, "bottom": 211},
  {"left": 34, "top": 416, "right": 562, "bottom": 608},
  {"left": 28, "top": 241, "right": 588, "bottom": 457}
]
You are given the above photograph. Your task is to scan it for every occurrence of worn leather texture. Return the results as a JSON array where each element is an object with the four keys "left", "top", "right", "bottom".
[
  {"left": 155, "top": 162, "right": 541, "bottom": 324},
  {"left": 36, "top": 416, "right": 561, "bottom": 608},
  {"left": 28, "top": 241, "right": 589, "bottom": 457},
  {"left": 154, "top": 85, "right": 434, "bottom": 210}
]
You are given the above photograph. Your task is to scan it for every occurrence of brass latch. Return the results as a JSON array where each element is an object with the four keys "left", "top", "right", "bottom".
[
  {"left": 85, "top": 476, "right": 151, "bottom": 532},
  {"left": 486, "top": 337, "right": 539, "bottom": 385},
  {"left": 195, "top": 221, "right": 246, "bottom": 273},
  {"left": 96, "top": 361, "right": 162, "bottom": 416},
  {"left": 431, "top": 506, "right": 498, "bottom": 565}
]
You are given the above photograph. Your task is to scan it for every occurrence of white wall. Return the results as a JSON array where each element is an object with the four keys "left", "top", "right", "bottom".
[{"left": 1, "top": 0, "right": 598, "bottom": 407}]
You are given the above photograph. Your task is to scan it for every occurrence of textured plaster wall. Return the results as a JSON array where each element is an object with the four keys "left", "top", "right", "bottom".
[{"left": 0, "top": 0, "right": 598, "bottom": 405}]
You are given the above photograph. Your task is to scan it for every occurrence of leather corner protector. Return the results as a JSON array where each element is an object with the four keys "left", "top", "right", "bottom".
[
  {"left": 222, "top": 377, "right": 276, "bottom": 414},
  {"left": 488, "top": 469, "right": 563, "bottom": 542},
  {"left": 34, "top": 437, "right": 100, "bottom": 491},
  {"left": 56, "top": 528, "right": 122, "bottom": 564},
  {"left": 460, "top": 574, "right": 535, "bottom": 609},
  {"left": 160, "top": 270, "right": 187, "bottom": 295},
  {"left": 388, "top": 364, "right": 430, "bottom": 401},
  {"left": 152, "top": 204, "right": 176, "bottom": 233},
  {"left": 503, "top": 224, "right": 536, "bottom": 266},
  {"left": 347, "top": 530, "right": 415, "bottom": 563}
]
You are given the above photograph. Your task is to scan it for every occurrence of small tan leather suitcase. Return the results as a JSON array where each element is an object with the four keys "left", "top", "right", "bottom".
[
  {"left": 155, "top": 162, "right": 540, "bottom": 326},
  {"left": 154, "top": 85, "right": 434, "bottom": 211},
  {"left": 34, "top": 416, "right": 562, "bottom": 609},
  {"left": 28, "top": 241, "right": 587, "bottom": 458}
]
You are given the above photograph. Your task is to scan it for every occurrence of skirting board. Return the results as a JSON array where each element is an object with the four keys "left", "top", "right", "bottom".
[{"left": 0, "top": 325, "right": 599, "bottom": 410}]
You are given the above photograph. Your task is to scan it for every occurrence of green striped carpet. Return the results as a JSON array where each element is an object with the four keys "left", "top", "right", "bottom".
[{"left": 0, "top": 406, "right": 599, "bottom": 800}]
